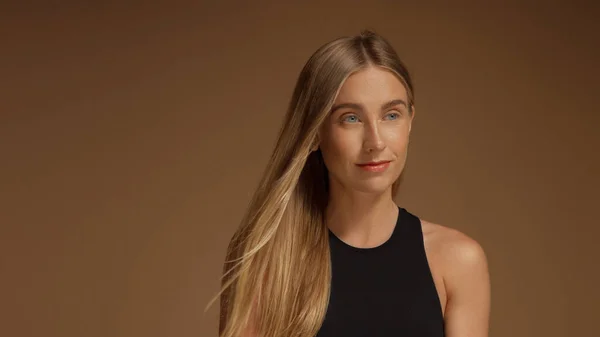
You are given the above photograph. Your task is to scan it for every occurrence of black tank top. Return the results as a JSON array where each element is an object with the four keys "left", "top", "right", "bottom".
[{"left": 315, "top": 207, "right": 445, "bottom": 337}]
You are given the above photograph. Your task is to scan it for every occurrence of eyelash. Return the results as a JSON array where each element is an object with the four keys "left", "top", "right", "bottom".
[{"left": 341, "top": 111, "right": 401, "bottom": 123}]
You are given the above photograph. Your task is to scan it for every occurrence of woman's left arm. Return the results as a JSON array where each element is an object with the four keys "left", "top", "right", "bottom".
[{"left": 443, "top": 235, "right": 491, "bottom": 337}]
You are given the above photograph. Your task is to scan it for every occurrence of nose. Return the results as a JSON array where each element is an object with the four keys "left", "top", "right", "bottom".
[{"left": 363, "top": 122, "right": 385, "bottom": 153}]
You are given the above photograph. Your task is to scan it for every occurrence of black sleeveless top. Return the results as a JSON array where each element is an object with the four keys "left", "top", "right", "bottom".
[{"left": 315, "top": 207, "right": 445, "bottom": 337}]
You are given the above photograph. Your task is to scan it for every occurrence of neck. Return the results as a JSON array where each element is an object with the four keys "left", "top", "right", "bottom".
[{"left": 325, "top": 179, "right": 399, "bottom": 248}]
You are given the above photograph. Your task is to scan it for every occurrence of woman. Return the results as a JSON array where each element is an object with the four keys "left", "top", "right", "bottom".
[{"left": 213, "top": 30, "right": 491, "bottom": 337}]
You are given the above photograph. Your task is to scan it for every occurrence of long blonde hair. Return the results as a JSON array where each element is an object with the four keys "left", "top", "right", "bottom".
[{"left": 210, "top": 29, "right": 415, "bottom": 337}]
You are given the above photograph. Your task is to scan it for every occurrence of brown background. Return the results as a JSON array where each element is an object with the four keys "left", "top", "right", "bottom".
[{"left": 1, "top": 1, "right": 599, "bottom": 337}]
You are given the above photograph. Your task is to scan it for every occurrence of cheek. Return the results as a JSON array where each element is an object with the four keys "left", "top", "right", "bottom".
[
  {"left": 382, "top": 126, "right": 410, "bottom": 151},
  {"left": 323, "top": 136, "right": 354, "bottom": 162},
  {"left": 320, "top": 130, "right": 362, "bottom": 168}
]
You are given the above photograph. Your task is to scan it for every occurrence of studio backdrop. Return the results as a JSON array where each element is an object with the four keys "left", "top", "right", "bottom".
[{"left": 1, "top": 2, "right": 598, "bottom": 337}]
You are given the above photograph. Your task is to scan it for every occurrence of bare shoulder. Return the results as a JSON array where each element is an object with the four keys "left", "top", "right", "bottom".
[
  {"left": 421, "top": 219, "right": 491, "bottom": 334},
  {"left": 421, "top": 219, "right": 489, "bottom": 281}
]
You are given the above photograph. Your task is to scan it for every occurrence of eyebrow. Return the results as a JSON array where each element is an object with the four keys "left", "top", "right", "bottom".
[{"left": 330, "top": 99, "right": 408, "bottom": 114}]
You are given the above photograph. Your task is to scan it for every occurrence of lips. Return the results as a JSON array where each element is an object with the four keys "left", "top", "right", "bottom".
[
  {"left": 356, "top": 160, "right": 392, "bottom": 172},
  {"left": 357, "top": 160, "right": 391, "bottom": 166}
]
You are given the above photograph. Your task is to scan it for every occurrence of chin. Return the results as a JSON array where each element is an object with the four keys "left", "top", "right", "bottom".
[{"left": 350, "top": 177, "right": 395, "bottom": 195}]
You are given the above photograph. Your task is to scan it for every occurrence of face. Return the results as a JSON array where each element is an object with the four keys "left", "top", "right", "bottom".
[{"left": 317, "top": 66, "right": 414, "bottom": 194}]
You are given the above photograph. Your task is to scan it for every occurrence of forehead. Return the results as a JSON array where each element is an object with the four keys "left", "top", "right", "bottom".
[{"left": 334, "top": 66, "right": 408, "bottom": 104}]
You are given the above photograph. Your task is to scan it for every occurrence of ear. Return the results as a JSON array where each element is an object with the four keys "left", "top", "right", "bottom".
[
  {"left": 310, "top": 134, "right": 320, "bottom": 152},
  {"left": 408, "top": 105, "right": 416, "bottom": 134}
]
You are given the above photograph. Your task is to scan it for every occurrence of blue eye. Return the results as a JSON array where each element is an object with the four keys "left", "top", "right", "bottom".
[
  {"left": 343, "top": 115, "right": 359, "bottom": 123},
  {"left": 385, "top": 112, "right": 400, "bottom": 120}
]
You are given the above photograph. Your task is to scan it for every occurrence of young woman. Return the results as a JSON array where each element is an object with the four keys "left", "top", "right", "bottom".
[{"left": 214, "top": 30, "right": 491, "bottom": 337}]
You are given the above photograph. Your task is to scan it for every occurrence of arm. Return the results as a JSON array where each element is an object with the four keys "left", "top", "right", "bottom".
[{"left": 442, "top": 235, "right": 491, "bottom": 337}]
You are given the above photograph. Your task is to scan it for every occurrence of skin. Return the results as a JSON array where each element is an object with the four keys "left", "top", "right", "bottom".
[{"left": 315, "top": 66, "right": 491, "bottom": 336}]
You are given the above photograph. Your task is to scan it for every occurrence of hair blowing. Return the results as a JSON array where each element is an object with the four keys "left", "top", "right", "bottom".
[{"left": 207, "top": 29, "right": 415, "bottom": 337}]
